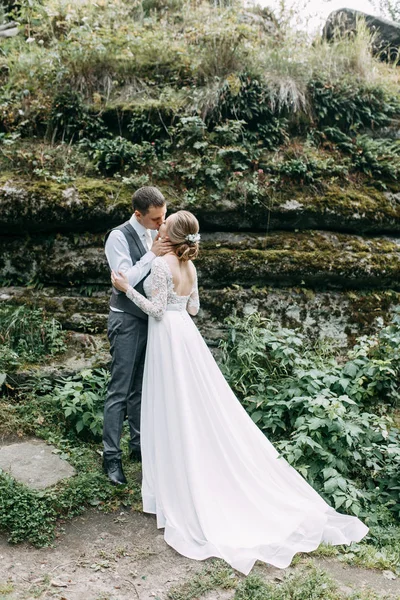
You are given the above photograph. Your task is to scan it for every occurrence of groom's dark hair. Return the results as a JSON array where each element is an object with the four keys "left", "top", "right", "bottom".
[{"left": 132, "top": 186, "right": 166, "bottom": 214}]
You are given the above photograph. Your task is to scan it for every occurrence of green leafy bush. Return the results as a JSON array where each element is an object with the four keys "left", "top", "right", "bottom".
[
  {"left": 323, "top": 127, "right": 400, "bottom": 181},
  {"left": 211, "top": 119, "right": 246, "bottom": 146},
  {"left": 220, "top": 310, "right": 400, "bottom": 521},
  {"left": 310, "top": 80, "right": 400, "bottom": 133},
  {"left": 210, "top": 76, "right": 289, "bottom": 150},
  {"left": 265, "top": 155, "right": 349, "bottom": 186},
  {"left": 51, "top": 368, "right": 110, "bottom": 440},
  {"left": 47, "top": 90, "right": 107, "bottom": 143},
  {"left": 345, "top": 316, "right": 400, "bottom": 408},
  {"left": 82, "top": 136, "right": 157, "bottom": 175},
  {"left": 175, "top": 116, "right": 208, "bottom": 146},
  {"left": 0, "top": 472, "right": 56, "bottom": 545},
  {"left": 127, "top": 110, "right": 169, "bottom": 152}
]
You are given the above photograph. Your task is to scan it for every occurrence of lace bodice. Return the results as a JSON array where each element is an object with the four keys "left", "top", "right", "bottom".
[{"left": 126, "top": 257, "right": 200, "bottom": 320}]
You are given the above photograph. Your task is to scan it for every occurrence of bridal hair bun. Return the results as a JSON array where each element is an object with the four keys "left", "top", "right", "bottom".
[{"left": 167, "top": 210, "right": 200, "bottom": 262}]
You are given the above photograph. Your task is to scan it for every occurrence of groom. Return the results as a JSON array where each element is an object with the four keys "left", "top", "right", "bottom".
[{"left": 103, "top": 186, "right": 170, "bottom": 485}]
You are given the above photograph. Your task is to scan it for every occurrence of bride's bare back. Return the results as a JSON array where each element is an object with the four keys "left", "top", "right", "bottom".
[{"left": 163, "top": 253, "right": 196, "bottom": 297}]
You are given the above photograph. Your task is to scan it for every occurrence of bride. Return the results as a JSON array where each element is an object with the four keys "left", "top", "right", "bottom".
[{"left": 111, "top": 209, "right": 368, "bottom": 575}]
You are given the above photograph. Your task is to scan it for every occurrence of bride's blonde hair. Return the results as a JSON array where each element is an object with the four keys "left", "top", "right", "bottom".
[{"left": 167, "top": 210, "right": 200, "bottom": 262}]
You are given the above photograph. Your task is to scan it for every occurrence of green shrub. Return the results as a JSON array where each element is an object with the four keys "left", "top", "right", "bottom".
[
  {"left": 209, "top": 76, "right": 289, "bottom": 150},
  {"left": 310, "top": 80, "right": 400, "bottom": 133},
  {"left": 265, "top": 155, "right": 349, "bottom": 186},
  {"left": 82, "top": 136, "right": 157, "bottom": 175},
  {"left": 211, "top": 119, "right": 246, "bottom": 145},
  {"left": 51, "top": 368, "right": 110, "bottom": 440},
  {"left": 127, "top": 110, "right": 169, "bottom": 153},
  {"left": 220, "top": 310, "right": 400, "bottom": 521},
  {"left": 352, "top": 135, "right": 400, "bottom": 180},
  {"left": 0, "top": 472, "right": 56, "bottom": 545},
  {"left": 323, "top": 127, "right": 400, "bottom": 181},
  {"left": 175, "top": 116, "right": 208, "bottom": 147},
  {"left": 345, "top": 314, "right": 400, "bottom": 408},
  {"left": 47, "top": 89, "right": 107, "bottom": 143}
]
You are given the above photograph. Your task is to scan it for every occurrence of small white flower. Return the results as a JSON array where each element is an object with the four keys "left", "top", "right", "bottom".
[
  {"left": 185, "top": 233, "right": 201, "bottom": 243},
  {"left": 26, "top": 37, "right": 35, "bottom": 43}
]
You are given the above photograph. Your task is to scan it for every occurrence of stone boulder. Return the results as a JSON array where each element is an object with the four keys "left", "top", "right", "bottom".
[
  {"left": 323, "top": 9, "right": 400, "bottom": 61},
  {"left": 0, "top": 22, "right": 19, "bottom": 38}
]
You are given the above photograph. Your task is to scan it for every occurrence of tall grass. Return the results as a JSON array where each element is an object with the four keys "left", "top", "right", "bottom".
[
  {"left": 0, "top": 306, "right": 65, "bottom": 372},
  {"left": 1, "top": 0, "right": 398, "bottom": 120}
]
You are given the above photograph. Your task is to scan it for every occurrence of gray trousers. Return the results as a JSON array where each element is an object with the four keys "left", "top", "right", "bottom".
[{"left": 103, "top": 310, "right": 148, "bottom": 459}]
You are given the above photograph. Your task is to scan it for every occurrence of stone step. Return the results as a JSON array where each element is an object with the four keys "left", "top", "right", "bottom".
[
  {"left": 1, "top": 174, "right": 400, "bottom": 235},
  {"left": 0, "top": 440, "right": 76, "bottom": 490},
  {"left": 1, "top": 231, "right": 399, "bottom": 290}
]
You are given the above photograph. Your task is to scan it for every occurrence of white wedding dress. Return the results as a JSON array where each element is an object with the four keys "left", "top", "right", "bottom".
[{"left": 125, "top": 257, "right": 368, "bottom": 575}]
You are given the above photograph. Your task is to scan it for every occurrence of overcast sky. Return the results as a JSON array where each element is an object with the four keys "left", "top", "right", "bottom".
[{"left": 252, "top": 0, "right": 378, "bottom": 33}]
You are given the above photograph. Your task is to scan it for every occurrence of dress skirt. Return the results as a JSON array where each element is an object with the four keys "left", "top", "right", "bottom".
[{"left": 140, "top": 306, "right": 368, "bottom": 575}]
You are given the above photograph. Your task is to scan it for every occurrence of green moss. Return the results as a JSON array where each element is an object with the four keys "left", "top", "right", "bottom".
[
  {"left": 302, "top": 183, "right": 400, "bottom": 224},
  {"left": 0, "top": 172, "right": 186, "bottom": 234},
  {"left": 1, "top": 230, "right": 399, "bottom": 289},
  {"left": 202, "top": 231, "right": 400, "bottom": 253},
  {"left": 1, "top": 170, "right": 400, "bottom": 234},
  {"left": 198, "top": 247, "right": 400, "bottom": 289}
]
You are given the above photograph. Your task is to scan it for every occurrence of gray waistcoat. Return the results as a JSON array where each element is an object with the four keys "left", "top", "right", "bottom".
[{"left": 105, "top": 221, "right": 149, "bottom": 320}]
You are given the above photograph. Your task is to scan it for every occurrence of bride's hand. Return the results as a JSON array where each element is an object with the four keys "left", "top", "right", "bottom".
[{"left": 111, "top": 270, "right": 129, "bottom": 292}]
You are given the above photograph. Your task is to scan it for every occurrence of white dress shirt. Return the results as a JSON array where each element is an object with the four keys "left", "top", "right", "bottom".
[{"left": 105, "top": 214, "right": 156, "bottom": 312}]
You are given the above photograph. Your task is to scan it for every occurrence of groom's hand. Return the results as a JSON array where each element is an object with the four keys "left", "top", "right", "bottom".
[{"left": 151, "top": 235, "right": 173, "bottom": 256}]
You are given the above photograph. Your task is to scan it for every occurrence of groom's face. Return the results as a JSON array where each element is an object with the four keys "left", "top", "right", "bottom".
[{"left": 136, "top": 204, "right": 167, "bottom": 230}]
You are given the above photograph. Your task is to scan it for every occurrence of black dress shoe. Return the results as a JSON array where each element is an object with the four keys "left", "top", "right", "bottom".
[
  {"left": 102, "top": 457, "right": 127, "bottom": 485},
  {"left": 129, "top": 449, "right": 142, "bottom": 463}
]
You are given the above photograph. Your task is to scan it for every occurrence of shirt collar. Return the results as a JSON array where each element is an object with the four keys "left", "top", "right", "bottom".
[{"left": 130, "top": 214, "right": 148, "bottom": 239}]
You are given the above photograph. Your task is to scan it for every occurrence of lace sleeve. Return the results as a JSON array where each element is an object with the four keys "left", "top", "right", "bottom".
[
  {"left": 187, "top": 270, "right": 200, "bottom": 316},
  {"left": 125, "top": 259, "right": 168, "bottom": 320}
]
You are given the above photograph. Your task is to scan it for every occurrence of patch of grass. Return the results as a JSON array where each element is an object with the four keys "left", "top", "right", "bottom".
[
  {"left": 237, "top": 563, "right": 396, "bottom": 600},
  {"left": 313, "top": 536, "right": 400, "bottom": 575},
  {"left": 235, "top": 565, "right": 340, "bottom": 600},
  {"left": 338, "top": 524, "right": 400, "bottom": 574},
  {"left": 0, "top": 401, "right": 21, "bottom": 438},
  {"left": 0, "top": 306, "right": 66, "bottom": 376},
  {"left": 169, "top": 563, "right": 395, "bottom": 600},
  {"left": 167, "top": 560, "right": 239, "bottom": 600},
  {"left": 0, "top": 582, "right": 14, "bottom": 596}
]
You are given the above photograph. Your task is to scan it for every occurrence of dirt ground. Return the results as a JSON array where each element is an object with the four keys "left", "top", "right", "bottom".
[{"left": 1, "top": 510, "right": 400, "bottom": 600}]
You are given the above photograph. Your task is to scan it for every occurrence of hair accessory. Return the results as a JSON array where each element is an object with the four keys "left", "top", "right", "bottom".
[{"left": 185, "top": 233, "right": 201, "bottom": 244}]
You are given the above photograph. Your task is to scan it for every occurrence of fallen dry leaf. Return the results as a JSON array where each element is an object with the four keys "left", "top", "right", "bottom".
[{"left": 50, "top": 579, "right": 68, "bottom": 588}]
